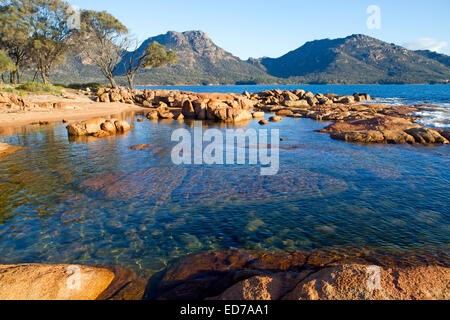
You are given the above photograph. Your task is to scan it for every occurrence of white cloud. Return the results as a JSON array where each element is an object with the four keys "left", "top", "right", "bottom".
[{"left": 403, "top": 38, "right": 448, "bottom": 53}]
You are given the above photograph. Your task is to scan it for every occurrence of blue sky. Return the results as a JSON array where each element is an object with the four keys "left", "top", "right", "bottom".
[{"left": 68, "top": 0, "right": 450, "bottom": 59}]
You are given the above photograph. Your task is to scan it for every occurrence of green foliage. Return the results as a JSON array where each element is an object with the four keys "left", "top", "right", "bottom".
[
  {"left": 79, "top": 10, "right": 128, "bottom": 37},
  {"left": 143, "top": 41, "right": 178, "bottom": 69},
  {"left": 61, "top": 82, "right": 103, "bottom": 90},
  {"left": 17, "top": 82, "right": 63, "bottom": 94},
  {"left": 75, "top": 9, "right": 129, "bottom": 87},
  {"left": 0, "top": 50, "right": 15, "bottom": 72},
  {"left": 0, "top": 0, "right": 73, "bottom": 83}
]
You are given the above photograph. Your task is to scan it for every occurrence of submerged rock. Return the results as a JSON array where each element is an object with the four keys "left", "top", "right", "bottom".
[
  {"left": 78, "top": 167, "right": 346, "bottom": 203},
  {"left": 0, "top": 142, "right": 20, "bottom": 158}
]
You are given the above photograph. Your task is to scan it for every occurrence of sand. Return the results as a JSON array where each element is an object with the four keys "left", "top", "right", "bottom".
[{"left": 0, "top": 91, "right": 147, "bottom": 129}]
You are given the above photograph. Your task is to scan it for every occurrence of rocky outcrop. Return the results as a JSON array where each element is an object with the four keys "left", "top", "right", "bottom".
[
  {"left": 0, "top": 264, "right": 114, "bottom": 300},
  {"left": 0, "top": 92, "right": 76, "bottom": 112},
  {"left": 0, "top": 142, "right": 20, "bottom": 158},
  {"left": 215, "top": 264, "right": 449, "bottom": 300},
  {"left": 146, "top": 248, "right": 450, "bottom": 301},
  {"left": 0, "top": 264, "right": 146, "bottom": 300},
  {"left": 66, "top": 118, "right": 131, "bottom": 138},
  {"left": 96, "top": 87, "right": 254, "bottom": 123},
  {"left": 248, "top": 89, "right": 372, "bottom": 108},
  {"left": 318, "top": 116, "right": 448, "bottom": 144},
  {"left": 94, "top": 87, "right": 449, "bottom": 145}
]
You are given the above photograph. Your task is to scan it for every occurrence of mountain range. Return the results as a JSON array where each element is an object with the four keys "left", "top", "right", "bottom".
[{"left": 50, "top": 31, "right": 450, "bottom": 85}]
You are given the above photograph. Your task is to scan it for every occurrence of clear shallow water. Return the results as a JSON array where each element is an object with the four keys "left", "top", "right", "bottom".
[{"left": 0, "top": 85, "right": 449, "bottom": 278}]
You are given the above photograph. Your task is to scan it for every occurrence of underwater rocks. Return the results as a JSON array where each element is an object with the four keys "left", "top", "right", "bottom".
[
  {"left": 146, "top": 248, "right": 450, "bottom": 300},
  {"left": 66, "top": 118, "right": 131, "bottom": 138},
  {"left": 78, "top": 167, "right": 347, "bottom": 203},
  {"left": 0, "top": 142, "right": 20, "bottom": 158}
]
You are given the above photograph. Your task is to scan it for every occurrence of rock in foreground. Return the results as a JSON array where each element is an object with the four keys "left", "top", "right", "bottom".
[
  {"left": 216, "top": 264, "right": 449, "bottom": 300},
  {"left": 0, "top": 264, "right": 114, "bottom": 300},
  {"left": 0, "top": 264, "right": 146, "bottom": 300},
  {"left": 147, "top": 248, "right": 450, "bottom": 300},
  {"left": 66, "top": 118, "right": 131, "bottom": 138}
]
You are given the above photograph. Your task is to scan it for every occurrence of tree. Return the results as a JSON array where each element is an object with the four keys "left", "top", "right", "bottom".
[
  {"left": 0, "top": 1, "right": 33, "bottom": 83},
  {"left": 75, "top": 10, "right": 128, "bottom": 88},
  {"left": 122, "top": 40, "right": 178, "bottom": 90},
  {"left": 0, "top": 50, "right": 15, "bottom": 82},
  {"left": 0, "top": 0, "right": 74, "bottom": 84}
]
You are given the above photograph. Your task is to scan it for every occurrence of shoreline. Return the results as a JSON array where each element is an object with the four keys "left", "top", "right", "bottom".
[
  {"left": 0, "top": 101, "right": 146, "bottom": 129},
  {"left": 136, "top": 83, "right": 450, "bottom": 88},
  {"left": 1, "top": 247, "right": 448, "bottom": 300}
]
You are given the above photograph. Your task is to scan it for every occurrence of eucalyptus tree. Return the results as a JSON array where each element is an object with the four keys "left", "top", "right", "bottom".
[
  {"left": 122, "top": 40, "right": 178, "bottom": 90},
  {"left": 0, "top": 1, "right": 33, "bottom": 83},
  {"left": 74, "top": 10, "right": 128, "bottom": 88},
  {"left": 0, "top": 50, "right": 15, "bottom": 82},
  {"left": 0, "top": 0, "right": 74, "bottom": 83}
]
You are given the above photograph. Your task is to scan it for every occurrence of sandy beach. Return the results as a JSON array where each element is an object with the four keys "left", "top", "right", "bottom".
[{"left": 0, "top": 90, "right": 146, "bottom": 129}]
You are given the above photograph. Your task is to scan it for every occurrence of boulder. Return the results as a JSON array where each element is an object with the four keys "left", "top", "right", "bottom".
[
  {"left": 146, "top": 111, "right": 159, "bottom": 120},
  {"left": 283, "top": 100, "right": 309, "bottom": 108},
  {"left": 115, "top": 120, "right": 131, "bottom": 133},
  {"left": 294, "top": 89, "right": 306, "bottom": 98},
  {"left": 404, "top": 127, "right": 448, "bottom": 144},
  {"left": 149, "top": 248, "right": 450, "bottom": 301},
  {"left": 252, "top": 112, "right": 265, "bottom": 118},
  {"left": 282, "top": 91, "right": 299, "bottom": 101},
  {"left": 0, "top": 264, "right": 115, "bottom": 300},
  {"left": 336, "top": 96, "right": 355, "bottom": 104},
  {"left": 283, "top": 264, "right": 450, "bottom": 300},
  {"left": 331, "top": 130, "right": 385, "bottom": 143},
  {"left": 306, "top": 96, "right": 319, "bottom": 106},
  {"left": 101, "top": 121, "right": 117, "bottom": 134},
  {"left": 99, "top": 93, "right": 110, "bottom": 103},
  {"left": 277, "top": 109, "right": 294, "bottom": 117},
  {"left": 193, "top": 99, "right": 208, "bottom": 120},
  {"left": 269, "top": 116, "right": 282, "bottom": 122},
  {"left": 181, "top": 100, "right": 196, "bottom": 119},
  {"left": 85, "top": 118, "right": 107, "bottom": 135}
]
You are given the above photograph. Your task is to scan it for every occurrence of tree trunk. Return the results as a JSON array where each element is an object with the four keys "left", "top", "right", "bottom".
[
  {"left": 107, "top": 74, "right": 118, "bottom": 88},
  {"left": 41, "top": 70, "right": 49, "bottom": 84},
  {"left": 127, "top": 74, "right": 134, "bottom": 90},
  {"left": 10, "top": 71, "right": 16, "bottom": 84},
  {"left": 32, "top": 70, "right": 39, "bottom": 83}
]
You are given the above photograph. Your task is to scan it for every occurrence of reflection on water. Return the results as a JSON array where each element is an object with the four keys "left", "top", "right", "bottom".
[{"left": 0, "top": 111, "right": 449, "bottom": 278}]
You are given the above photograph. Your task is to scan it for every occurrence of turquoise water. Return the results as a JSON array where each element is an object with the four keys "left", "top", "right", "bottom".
[{"left": 0, "top": 85, "right": 449, "bottom": 278}]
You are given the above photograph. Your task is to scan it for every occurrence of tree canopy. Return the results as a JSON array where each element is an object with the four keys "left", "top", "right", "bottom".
[
  {"left": 144, "top": 41, "right": 178, "bottom": 70},
  {"left": 0, "top": 0, "right": 73, "bottom": 83},
  {"left": 74, "top": 9, "right": 128, "bottom": 87},
  {"left": 0, "top": 50, "right": 15, "bottom": 73}
]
